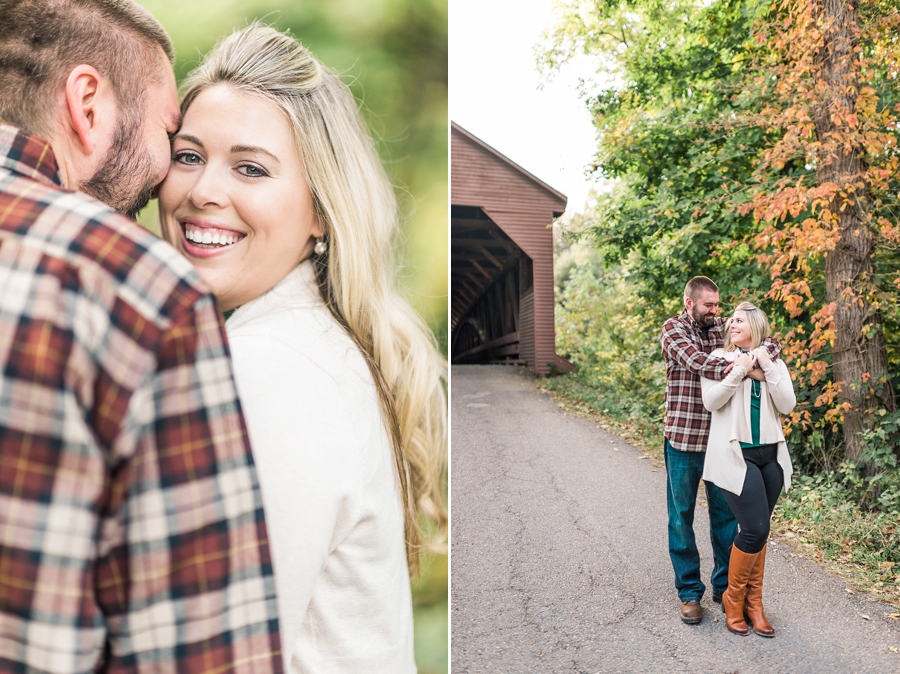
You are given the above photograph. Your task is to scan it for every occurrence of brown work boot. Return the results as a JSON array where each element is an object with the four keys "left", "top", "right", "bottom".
[
  {"left": 722, "top": 545, "right": 758, "bottom": 636},
  {"left": 744, "top": 544, "right": 775, "bottom": 637},
  {"left": 680, "top": 600, "right": 702, "bottom": 624}
]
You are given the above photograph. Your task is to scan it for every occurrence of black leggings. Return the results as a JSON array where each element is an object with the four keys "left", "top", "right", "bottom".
[{"left": 721, "top": 444, "right": 784, "bottom": 554}]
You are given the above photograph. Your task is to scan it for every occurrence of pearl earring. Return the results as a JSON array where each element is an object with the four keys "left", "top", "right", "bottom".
[{"left": 314, "top": 237, "right": 327, "bottom": 255}]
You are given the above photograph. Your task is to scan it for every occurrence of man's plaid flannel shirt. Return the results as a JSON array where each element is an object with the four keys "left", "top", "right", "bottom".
[
  {"left": 660, "top": 309, "right": 781, "bottom": 453},
  {"left": 660, "top": 310, "right": 730, "bottom": 453},
  {"left": 0, "top": 126, "right": 283, "bottom": 673}
]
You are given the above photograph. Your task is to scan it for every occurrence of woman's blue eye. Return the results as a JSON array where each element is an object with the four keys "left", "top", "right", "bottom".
[
  {"left": 175, "top": 151, "right": 202, "bottom": 165},
  {"left": 238, "top": 164, "right": 268, "bottom": 177}
]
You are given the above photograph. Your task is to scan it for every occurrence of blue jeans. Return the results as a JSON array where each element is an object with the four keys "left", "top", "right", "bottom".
[{"left": 664, "top": 439, "right": 738, "bottom": 602}]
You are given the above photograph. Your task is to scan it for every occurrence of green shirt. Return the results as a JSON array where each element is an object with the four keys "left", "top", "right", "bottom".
[{"left": 739, "top": 349, "right": 765, "bottom": 448}]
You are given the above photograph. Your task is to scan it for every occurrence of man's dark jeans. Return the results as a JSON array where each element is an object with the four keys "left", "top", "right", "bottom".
[{"left": 664, "top": 439, "right": 738, "bottom": 602}]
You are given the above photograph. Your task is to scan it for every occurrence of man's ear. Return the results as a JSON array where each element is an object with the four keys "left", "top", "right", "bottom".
[
  {"left": 684, "top": 296, "right": 692, "bottom": 312},
  {"left": 64, "top": 65, "right": 110, "bottom": 156}
]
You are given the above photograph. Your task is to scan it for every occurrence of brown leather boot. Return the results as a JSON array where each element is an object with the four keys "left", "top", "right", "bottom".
[
  {"left": 722, "top": 545, "right": 757, "bottom": 636},
  {"left": 744, "top": 544, "right": 775, "bottom": 637}
]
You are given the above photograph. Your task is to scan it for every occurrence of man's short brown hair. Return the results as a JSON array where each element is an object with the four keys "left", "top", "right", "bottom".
[
  {"left": 0, "top": 0, "right": 174, "bottom": 137},
  {"left": 684, "top": 276, "right": 718, "bottom": 302}
]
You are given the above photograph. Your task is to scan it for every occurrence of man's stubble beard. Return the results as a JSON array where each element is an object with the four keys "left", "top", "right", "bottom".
[
  {"left": 80, "top": 105, "right": 159, "bottom": 219},
  {"left": 692, "top": 307, "right": 716, "bottom": 328}
]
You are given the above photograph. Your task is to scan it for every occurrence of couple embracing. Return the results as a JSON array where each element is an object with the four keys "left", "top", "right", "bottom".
[
  {"left": 661, "top": 276, "right": 796, "bottom": 637},
  {"left": 0, "top": 1, "right": 445, "bottom": 672}
]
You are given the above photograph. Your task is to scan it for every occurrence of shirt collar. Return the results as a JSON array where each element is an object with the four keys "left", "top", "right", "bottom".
[{"left": 0, "top": 125, "right": 63, "bottom": 187}]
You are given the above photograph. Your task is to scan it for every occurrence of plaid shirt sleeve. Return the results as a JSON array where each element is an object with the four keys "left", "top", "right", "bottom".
[
  {"left": 93, "top": 292, "right": 283, "bottom": 673},
  {"left": 0, "top": 249, "right": 283, "bottom": 674},
  {"left": 762, "top": 336, "right": 782, "bottom": 361},
  {"left": 660, "top": 318, "right": 729, "bottom": 380},
  {"left": 0, "top": 126, "right": 283, "bottom": 674}
]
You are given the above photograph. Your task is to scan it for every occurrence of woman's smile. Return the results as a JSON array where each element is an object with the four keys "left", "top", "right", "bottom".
[
  {"left": 179, "top": 217, "right": 247, "bottom": 257},
  {"left": 158, "top": 84, "right": 322, "bottom": 312}
]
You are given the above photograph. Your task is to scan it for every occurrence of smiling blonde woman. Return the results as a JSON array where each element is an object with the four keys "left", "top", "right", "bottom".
[
  {"left": 158, "top": 24, "right": 447, "bottom": 673},
  {"left": 699, "top": 301, "right": 795, "bottom": 639}
]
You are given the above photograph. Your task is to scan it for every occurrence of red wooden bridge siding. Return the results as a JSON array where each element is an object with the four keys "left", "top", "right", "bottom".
[{"left": 451, "top": 122, "right": 575, "bottom": 375}]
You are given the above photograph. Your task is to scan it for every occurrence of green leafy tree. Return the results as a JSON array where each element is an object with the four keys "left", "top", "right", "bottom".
[
  {"left": 540, "top": 0, "right": 770, "bottom": 301},
  {"left": 542, "top": 0, "right": 900, "bottom": 476}
]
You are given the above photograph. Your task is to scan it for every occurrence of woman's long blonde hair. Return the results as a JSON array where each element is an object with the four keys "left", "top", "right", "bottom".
[
  {"left": 723, "top": 301, "right": 770, "bottom": 351},
  {"left": 180, "top": 24, "right": 447, "bottom": 573}
]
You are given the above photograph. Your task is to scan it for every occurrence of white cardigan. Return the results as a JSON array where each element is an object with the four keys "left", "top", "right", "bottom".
[
  {"left": 226, "top": 261, "right": 416, "bottom": 674},
  {"left": 700, "top": 349, "right": 796, "bottom": 496}
]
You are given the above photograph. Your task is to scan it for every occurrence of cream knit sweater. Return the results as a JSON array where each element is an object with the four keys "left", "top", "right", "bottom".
[
  {"left": 700, "top": 348, "right": 796, "bottom": 496},
  {"left": 226, "top": 261, "right": 416, "bottom": 674}
]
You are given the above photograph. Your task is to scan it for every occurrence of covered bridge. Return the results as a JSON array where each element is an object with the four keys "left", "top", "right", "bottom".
[{"left": 450, "top": 122, "right": 575, "bottom": 375}]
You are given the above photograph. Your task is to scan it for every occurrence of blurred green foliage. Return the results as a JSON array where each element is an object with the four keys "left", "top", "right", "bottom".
[
  {"left": 135, "top": 1, "right": 447, "bottom": 670},
  {"left": 412, "top": 552, "right": 449, "bottom": 674}
]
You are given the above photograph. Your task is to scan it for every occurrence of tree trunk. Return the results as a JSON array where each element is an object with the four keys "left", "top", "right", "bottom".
[{"left": 811, "top": 0, "right": 896, "bottom": 466}]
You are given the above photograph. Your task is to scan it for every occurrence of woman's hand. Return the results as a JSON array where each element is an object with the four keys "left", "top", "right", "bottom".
[
  {"left": 752, "top": 347, "right": 772, "bottom": 367},
  {"left": 734, "top": 351, "right": 756, "bottom": 372}
]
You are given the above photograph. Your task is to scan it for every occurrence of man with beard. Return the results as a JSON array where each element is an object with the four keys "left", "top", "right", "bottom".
[
  {"left": 0, "top": 1, "right": 283, "bottom": 672},
  {"left": 660, "top": 276, "right": 778, "bottom": 625}
]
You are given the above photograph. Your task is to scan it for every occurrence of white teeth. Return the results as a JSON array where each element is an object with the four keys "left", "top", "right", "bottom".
[{"left": 183, "top": 226, "right": 242, "bottom": 247}]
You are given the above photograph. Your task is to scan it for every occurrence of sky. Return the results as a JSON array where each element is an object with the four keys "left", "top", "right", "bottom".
[{"left": 449, "top": 0, "right": 604, "bottom": 216}]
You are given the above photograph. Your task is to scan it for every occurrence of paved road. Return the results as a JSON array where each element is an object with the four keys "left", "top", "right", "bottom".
[{"left": 451, "top": 365, "right": 900, "bottom": 673}]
